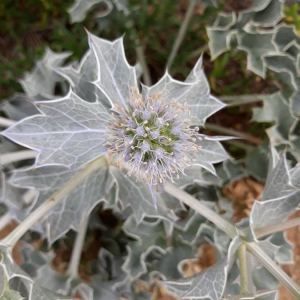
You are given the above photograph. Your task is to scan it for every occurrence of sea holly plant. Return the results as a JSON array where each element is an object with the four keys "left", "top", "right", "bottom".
[{"left": 1, "top": 30, "right": 300, "bottom": 300}]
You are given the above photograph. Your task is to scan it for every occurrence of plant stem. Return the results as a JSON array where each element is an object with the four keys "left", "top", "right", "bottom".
[
  {"left": 167, "top": 0, "right": 196, "bottom": 70},
  {"left": 247, "top": 242, "right": 300, "bottom": 299},
  {"left": 255, "top": 217, "right": 300, "bottom": 238},
  {"left": 67, "top": 214, "right": 89, "bottom": 279},
  {"left": 0, "top": 150, "right": 37, "bottom": 165},
  {"left": 238, "top": 243, "right": 249, "bottom": 296},
  {"left": 0, "top": 212, "right": 12, "bottom": 231},
  {"left": 1, "top": 156, "right": 107, "bottom": 249},
  {"left": 136, "top": 43, "right": 152, "bottom": 86},
  {"left": 0, "top": 117, "right": 15, "bottom": 128},
  {"left": 164, "top": 183, "right": 237, "bottom": 239},
  {"left": 205, "top": 123, "right": 262, "bottom": 145},
  {"left": 188, "top": 44, "right": 209, "bottom": 59},
  {"left": 219, "top": 94, "right": 264, "bottom": 106},
  {"left": 225, "top": 140, "right": 254, "bottom": 151}
]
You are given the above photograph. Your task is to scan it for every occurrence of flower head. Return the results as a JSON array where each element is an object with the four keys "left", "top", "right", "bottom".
[{"left": 106, "top": 88, "right": 202, "bottom": 185}]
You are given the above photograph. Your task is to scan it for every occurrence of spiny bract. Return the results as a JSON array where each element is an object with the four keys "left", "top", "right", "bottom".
[{"left": 106, "top": 88, "right": 202, "bottom": 185}]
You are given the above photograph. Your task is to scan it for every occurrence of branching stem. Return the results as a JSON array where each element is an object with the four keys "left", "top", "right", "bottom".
[
  {"left": 166, "top": 183, "right": 300, "bottom": 299},
  {"left": 247, "top": 242, "right": 300, "bottom": 300},
  {"left": 167, "top": 0, "right": 196, "bottom": 70},
  {"left": 1, "top": 156, "right": 107, "bottom": 249},
  {"left": 164, "top": 183, "right": 237, "bottom": 239}
]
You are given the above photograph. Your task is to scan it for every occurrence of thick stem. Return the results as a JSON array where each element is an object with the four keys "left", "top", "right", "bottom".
[
  {"left": 238, "top": 243, "right": 249, "bottom": 296},
  {"left": 1, "top": 156, "right": 107, "bottom": 248},
  {"left": 247, "top": 242, "right": 300, "bottom": 299},
  {"left": 167, "top": 0, "right": 196, "bottom": 70},
  {"left": 255, "top": 217, "right": 300, "bottom": 238},
  {"left": 0, "top": 150, "right": 37, "bottom": 165},
  {"left": 164, "top": 183, "right": 237, "bottom": 239},
  {"left": 67, "top": 214, "right": 89, "bottom": 279},
  {"left": 205, "top": 123, "right": 262, "bottom": 145},
  {"left": 0, "top": 117, "right": 15, "bottom": 128}
]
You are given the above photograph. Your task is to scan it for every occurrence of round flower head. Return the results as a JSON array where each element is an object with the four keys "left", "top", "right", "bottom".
[{"left": 106, "top": 88, "right": 202, "bottom": 185}]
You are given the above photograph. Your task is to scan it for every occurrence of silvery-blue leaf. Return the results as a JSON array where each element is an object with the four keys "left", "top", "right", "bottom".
[
  {"left": 34, "top": 264, "right": 89, "bottom": 298},
  {"left": 20, "top": 48, "right": 71, "bottom": 99},
  {"left": 270, "top": 231, "right": 293, "bottom": 264},
  {"left": 193, "top": 137, "right": 230, "bottom": 175},
  {"left": 213, "top": 13, "right": 236, "bottom": 30},
  {"left": 162, "top": 237, "right": 240, "bottom": 300},
  {"left": 68, "top": 0, "right": 113, "bottom": 23},
  {"left": 223, "top": 160, "right": 245, "bottom": 183},
  {"left": 1, "top": 94, "right": 39, "bottom": 121},
  {"left": 0, "top": 244, "right": 71, "bottom": 300},
  {"left": 174, "top": 162, "right": 230, "bottom": 190},
  {"left": 264, "top": 54, "right": 298, "bottom": 91},
  {"left": 172, "top": 211, "right": 209, "bottom": 244},
  {"left": 163, "top": 258, "right": 228, "bottom": 300},
  {"left": 90, "top": 275, "right": 133, "bottom": 300},
  {"left": 31, "top": 285, "right": 72, "bottom": 300},
  {"left": 290, "top": 91, "right": 300, "bottom": 118},
  {"left": 2, "top": 91, "right": 111, "bottom": 170},
  {"left": 237, "top": 31, "right": 277, "bottom": 77},
  {"left": 122, "top": 215, "right": 168, "bottom": 278},
  {"left": 194, "top": 168, "right": 224, "bottom": 187},
  {"left": 207, "top": 28, "right": 231, "bottom": 60},
  {"left": 245, "top": 143, "right": 269, "bottom": 181},
  {"left": 155, "top": 241, "right": 194, "bottom": 280},
  {"left": 252, "top": 93, "right": 296, "bottom": 145},
  {"left": 250, "top": 152, "right": 300, "bottom": 231},
  {"left": 10, "top": 164, "right": 112, "bottom": 244},
  {"left": 18, "top": 243, "right": 51, "bottom": 278},
  {"left": 0, "top": 171, "right": 28, "bottom": 211},
  {"left": 55, "top": 50, "right": 108, "bottom": 104},
  {"left": 88, "top": 33, "right": 138, "bottom": 110},
  {"left": 252, "top": 266, "right": 279, "bottom": 290},
  {"left": 110, "top": 166, "right": 176, "bottom": 223},
  {"left": 261, "top": 152, "right": 295, "bottom": 202},
  {"left": 251, "top": 191, "right": 300, "bottom": 230},
  {"left": 285, "top": 42, "right": 300, "bottom": 59},
  {"left": 236, "top": 0, "right": 271, "bottom": 29},
  {"left": 143, "top": 57, "right": 225, "bottom": 126},
  {"left": 207, "top": 12, "right": 236, "bottom": 60},
  {"left": 214, "top": 230, "right": 231, "bottom": 255},
  {"left": 252, "top": 0, "right": 284, "bottom": 26},
  {"left": 56, "top": 49, "right": 141, "bottom": 105},
  {"left": 274, "top": 24, "right": 299, "bottom": 52}
]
